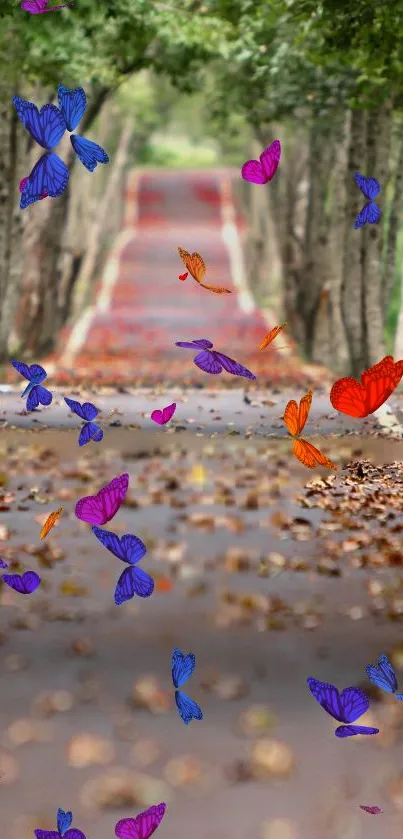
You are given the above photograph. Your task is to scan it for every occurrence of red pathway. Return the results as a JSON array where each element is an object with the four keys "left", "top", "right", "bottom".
[{"left": 50, "top": 167, "right": 303, "bottom": 387}]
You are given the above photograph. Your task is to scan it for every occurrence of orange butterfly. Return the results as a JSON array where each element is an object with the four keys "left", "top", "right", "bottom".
[
  {"left": 177, "top": 247, "right": 232, "bottom": 294},
  {"left": 283, "top": 391, "right": 337, "bottom": 470},
  {"left": 40, "top": 506, "right": 64, "bottom": 540},
  {"left": 259, "top": 323, "right": 288, "bottom": 351},
  {"left": 330, "top": 355, "right": 403, "bottom": 418}
]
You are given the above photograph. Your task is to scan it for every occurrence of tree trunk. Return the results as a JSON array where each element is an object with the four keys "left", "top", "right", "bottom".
[{"left": 384, "top": 117, "right": 403, "bottom": 321}]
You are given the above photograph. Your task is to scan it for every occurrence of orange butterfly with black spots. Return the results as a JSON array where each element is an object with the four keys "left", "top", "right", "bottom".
[
  {"left": 330, "top": 355, "right": 403, "bottom": 417},
  {"left": 177, "top": 247, "right": 232, "bottom": 294},
  {"left": 283, "top": 390, "right": 337, "bottom": 470}
]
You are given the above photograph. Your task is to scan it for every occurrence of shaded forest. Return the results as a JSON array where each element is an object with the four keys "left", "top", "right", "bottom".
[{"left": 1, "top": 0, "right": 403, "bottom": 376}]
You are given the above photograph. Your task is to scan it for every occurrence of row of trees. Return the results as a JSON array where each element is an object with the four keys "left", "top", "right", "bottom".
[{"left": 1, "top": 0, "right": 403, "bottom": 375}]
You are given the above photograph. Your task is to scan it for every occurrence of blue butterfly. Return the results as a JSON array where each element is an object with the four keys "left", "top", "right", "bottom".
[
  {"left": 171, "top": 647, "right": 203, "bottom": 725},
  {"left": 13, "top": 95, "right": 69, "bottom": 208},
  {"left": 366, "top": 653, "right": 403, "bottom": 700},
  {"left": 58, "top": 85, "right": 109, "bottom": 172},
  {"left": 13, "top": 96, "right": 66, "bottom": 149},
  {"left": 354, "top": 172, "right": 381, "bottom": 229},
  {"left": 57, "top": 808, "right": 73, "bottom": 836},
  {"left": 91, "top": 526, "right": 154, "bottom": 605},
  {"left": 64, "top": 397, "right": 104, "bottom": 446},
  {"left": 307, "top": 677, "right": 379, "bottom": 738},
  {"left": 11, "top": 360, "right": 53, "bottom": 411},
  {"left": 34, "top": 806, "right": 86, "bottom": 839}
]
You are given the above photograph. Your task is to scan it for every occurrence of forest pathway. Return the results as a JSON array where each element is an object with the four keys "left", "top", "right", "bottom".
[{"left": 46, "top": 167, "right": 308, "bottom": 388}]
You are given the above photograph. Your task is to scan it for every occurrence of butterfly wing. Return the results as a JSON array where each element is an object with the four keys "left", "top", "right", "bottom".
[
  {"left": 354, "top": 173, "right": 381, "bottom": 200},
  {"left": 78, "top": 421, "right": 103, "bottom": 446},
  {"left": 75, "top": 473, "right": 129, "bottom": 525},
  {"left": 354, "top": 201, "right": 381, "bottom": 228},
  {"left": 360, "top": 355, "right": 403, "bottom": 414},
  {"left": 34, "top": 833, "right": 60, "bottom": 839},
  {"left": 20, "top": 153, "right": 69, "bottom": 208},
  {"left": 115, "top": 566, "right": 154, "bottom": 605},
  {"left": 26, "top": 384, "right": 52, "bottom": 411},
  {"left": 193, "top": 350, "right": 222, "bottom": 374},
  {"left": 241, "top": 158, "right": 267, "bottom": 184},
  {"left": 330, "top": 375, "right": 368, "bottom": 418},
  {"left": 171, "top": 647, "right": 196, "bottom": 688},
  {"left": 177, "top": 248, "right": 206, "bottom": 282},
  {"left": 283, "top": 399, "right": 299, "bottom": 436},
  {"left": 260, "top": 140, "right": 281, "bottom": 181},
  {"left": 335, "top": 724, "right": 379, "bottom": 738},
  {"left": 366, "top": 653, "right": 398, "bottom": 693},
  {"left": 307, "top": 677, "right": 344, "bottom": 722},
  {"left": 115, "top": 804, "right": 166, "bottom": 839},
  {"left": 198, "top": 281, "right": 232, "bottom": 294},
  {"left": 64, "top": 397, "right": 98, "bottom": 420},
  {"left": 57, "top": 808, "right": 73, "bottom": 835},
  {"left": 40, "top": 507, "right": 63, "bottom": 540},
  {"left": 2, "top": 571, "right": 41, "bottom": 594},
  {"left": 213, "top": 351, "right": 256, "bottom": 380},
  {"left": 297, "top": 390, "right": 312, "bottom": 433},
  {"left": 20, "top": 0, "right": 45, "bottom": 11},
  {"left": 339, "top": 686, "right": 369, "bottom": 722},
  {"left": 359, "top": 806, "right": 382, "bottom": 814},
  {"left": 150, "top": 410, "right": 163, "bottom": 425},
  {"left": 175, "top": 689, "right": 203, "bottom": 724},
  {"left": 57, "top": 85, "right": 86, "bottom": 131},
  {"left": 70, "top": 135, "right": 109, "bottom": 172},
  {"left": 13, "top": 98, "right": 66, "bottom": 149},
  {"left": 91, "top": 526, "right": 125, "bottom": 560},
  {"left": 120, "top": 534, "right": 148, "bottom": 565},
  {"left": 175, "top": 339, "right": 214, "bottom": 349},
  {"left": 62, "top": 831, "right": 86, "bottom": 839},
  {"left": 293, "top": 439, "right": 337, "bottom": 470},
  {"left": 11, "top": 360, "right": 46, "bottom": 382},
  {"left": 259, "top": 323, "right": 287, "bottom": 351},
  {"left": 0, "top": 558, "right": 8, "bottom": 569},
  {"left": 151, "top": 403, "right": 176, "bottom": 425}
]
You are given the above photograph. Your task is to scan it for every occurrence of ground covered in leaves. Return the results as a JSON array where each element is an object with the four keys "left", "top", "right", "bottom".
[{"left": 1, "top": 418, "right": 403, "bottom": 839}]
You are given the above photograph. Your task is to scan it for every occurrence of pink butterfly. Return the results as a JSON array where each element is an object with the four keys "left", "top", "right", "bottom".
[
  {"left": 359, "top": 805, "right": 382, "bottom": 814},
  {"left": 151, "top": 403, "right": 176, "bottom": 425},
  {"left": 115, "top": 803, "right": 166, "bottom": 839},
  {"left": 21, "top": 0, "right": 74, "bottom": 12},
  {"left": 75, "top": 473, "right": 129, "bottom": 526},
  {"left": 241, "top": 139, "right": 281, "bottom": 185}
]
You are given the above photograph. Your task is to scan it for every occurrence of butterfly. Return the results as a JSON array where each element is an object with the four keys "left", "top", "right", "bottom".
[
  {"left": 330, "top": 355, "right": 403, "bottom": 418},
  {"left": 19, "top": 153, "right": 69, "bottom": 209},
  {"left": 40, "top": 506, "right": 64, "bottom": 539},
  {"left": 19, "top": 175, "right": 47, "bottom": 201},
  {"left": 177, "top": 248, "right": 232, "bottom": 294},
  {"left": 57, "top": 85, "right": 109, "bottom": 172},
  {"left": 35, "top": 806, "right": 86, "bottom": 839},
  {"left": 307, "top": 677, "right": 379, "bottom": 738},
  {"left": 175, "top": 338, "right": 256, "bottom": 380},
  {"left": 365, "top": 652, "right": 403, "bottom": 700},
  {"left": 64, "top": 397, "right": 103, "bottom": 446},
  {"left": 92, "top": 526, "right": 154, "bottom": 605},
  {"left": 75, "top": 473, "right": 129, "bottom": 526},
  {"left": 13, "top": 96, "right": 70, "bottom": 208},
  {"left": 11, "top": 360, "right": 53, "bottom": 411},
  {"left": 283, "top": 390, "right": 337, "bottom": 469},
  {"left": 359, "top": 805, "right": 382, "bottom": 815},
  {"left": 241, "top": 139, "right": 281, "bottom": 185},
  {"left": 171, "top": 647, "right": 203, "bottom": 725},
  {"left": 354, "top": 172, "right": 381, "bottom": 228},
  {"left": 178, "top": 272, "right": 188, "bottom": 281},
  {"left": 259, "top": 323, "right": 288, "bottom": 351},
  {"left": 21, "top": 0, "right": 74, "bottom": 12},
  {"left": 0, "top": 558, "right": 8, "bottom": 569},
  {"left": 2, "top": 571, "right": 41, "bottom": 595},
  {"left": 115, "top": 803, "right": 167, "bottom": 839},
  {"left": 151, "top": 403, "right": 176, "bottom": 425}
]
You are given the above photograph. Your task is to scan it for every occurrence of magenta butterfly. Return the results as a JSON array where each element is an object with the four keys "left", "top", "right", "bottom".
[
  {"left": 241, "top": 140, "right": 281, "bottom": 185},
  {"left": 359, "top": 805, "right": 382, "bottom": 814},
  {"left": 21, "top": 0, "right": 74, "bottom": 12},
  {"left": 115, "top": 803, "right": 166, "bottom": 839},
  {"left": 75, "top": 473, "right": 129, "bottom": 526},
  {"left": 151, "top": 403, "right": 176, "bottom": 425}
]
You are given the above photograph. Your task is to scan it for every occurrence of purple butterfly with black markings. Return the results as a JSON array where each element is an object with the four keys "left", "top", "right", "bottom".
[
  {"left": 64, "top": 397, "right": 103, "bottom": 446},
  {"left": 115, "top": 803, "right": 166, "bottom": 839},
  {"left": 35, "top": 807, "right": 86, "bottom": 839},
  {"left": 175, "top": 339, "right": 256, "bottom": 380},
  {"left": 2, "top": 571, "right": 41, "bottom": 595},
  {"left": 307, "top": 677, "right": 379, "bottom": 738},
  {"left": 354, "top": 172, "right": 381, "bottom": 229},
  {"left": 92, "top": 526, "right": 154, "bottom": 605},
  {"left": 11, "top": 360, "right": 52, "bottom": 411}
]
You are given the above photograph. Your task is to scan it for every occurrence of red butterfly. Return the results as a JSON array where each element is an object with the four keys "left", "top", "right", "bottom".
[{"left": 330, "top": 355, "right": 403, "bottom": 418}]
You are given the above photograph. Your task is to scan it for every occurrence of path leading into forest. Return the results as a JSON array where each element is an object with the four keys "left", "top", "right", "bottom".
[{"left": 46, "top": 167, "right": 312, "bottom": 388}]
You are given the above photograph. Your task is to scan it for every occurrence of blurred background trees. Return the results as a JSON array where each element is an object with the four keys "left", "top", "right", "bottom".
[{"left": 1, "top": 0, "right": 403, "bottom": 375}]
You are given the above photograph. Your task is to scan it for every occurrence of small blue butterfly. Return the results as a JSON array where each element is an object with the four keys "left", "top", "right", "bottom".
[
  {"left": 58, "top": 86, "right": 109, "bottom": 172},
  {"left": 171, "top": 647, "right": 203, "bottom": 725},
  {"left": 354, "top": 172, "right": 381, "bottom": 229},
  {"left": 11, "top": 360, "right": 53, "bottom": 411},
  {"left": 366, "top": 653, "right": 403, "bottom": 700},
  {"left": 91, "top": 526, "right": 154, "bottom": 605},
  {"left": 64, "top": 397, "right": 103, "bottom": 446}
]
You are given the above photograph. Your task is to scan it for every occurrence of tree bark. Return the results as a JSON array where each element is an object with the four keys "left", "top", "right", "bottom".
[{"left": 384, "top": 118, "right": 403, "bottom": 321}]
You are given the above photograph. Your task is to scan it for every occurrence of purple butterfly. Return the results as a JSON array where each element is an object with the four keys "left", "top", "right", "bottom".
[
  {"left": 354, "top": 173, "right": 381, "bottom": 228},
  {"left": 307, "top": 677, "right": 379, "bottom": 738},
  {"left": 359, "top": 805, "right": 382, "bottom": 815},
  {"left": 35, "top": 807, "right": 85, "bottom": 839},
  {"left": 2, "top": 571, "right": 41, "bottom": 595},
  {"left": 151, "top": 403, "right": 176, "bottom": 425},
  {"left": 115, "top": 803, "right": 166, "bottom": 839},
  {"left": 92, "top": 526, "right": 154, "bottom": 605},
  {"left": 175, "top": 339, "right": 256, "bottom": 380},
  {"left": 64, "top": 397, "right": 103, "bottom": 446},
  {"left": 75, "top": 473, "right": 129, "bottom": 526},
  {"left": 0, "top": 558, "right": 8, "bottom": 569},
  {"left": 241, "top": 140, "right": 281, "bottom": 185},
  {"left": 11, "top": 360, "right": 52, "bottom": 411},
  {"left": 21, "top": 0, "right": 74, "bottom": 12}
]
